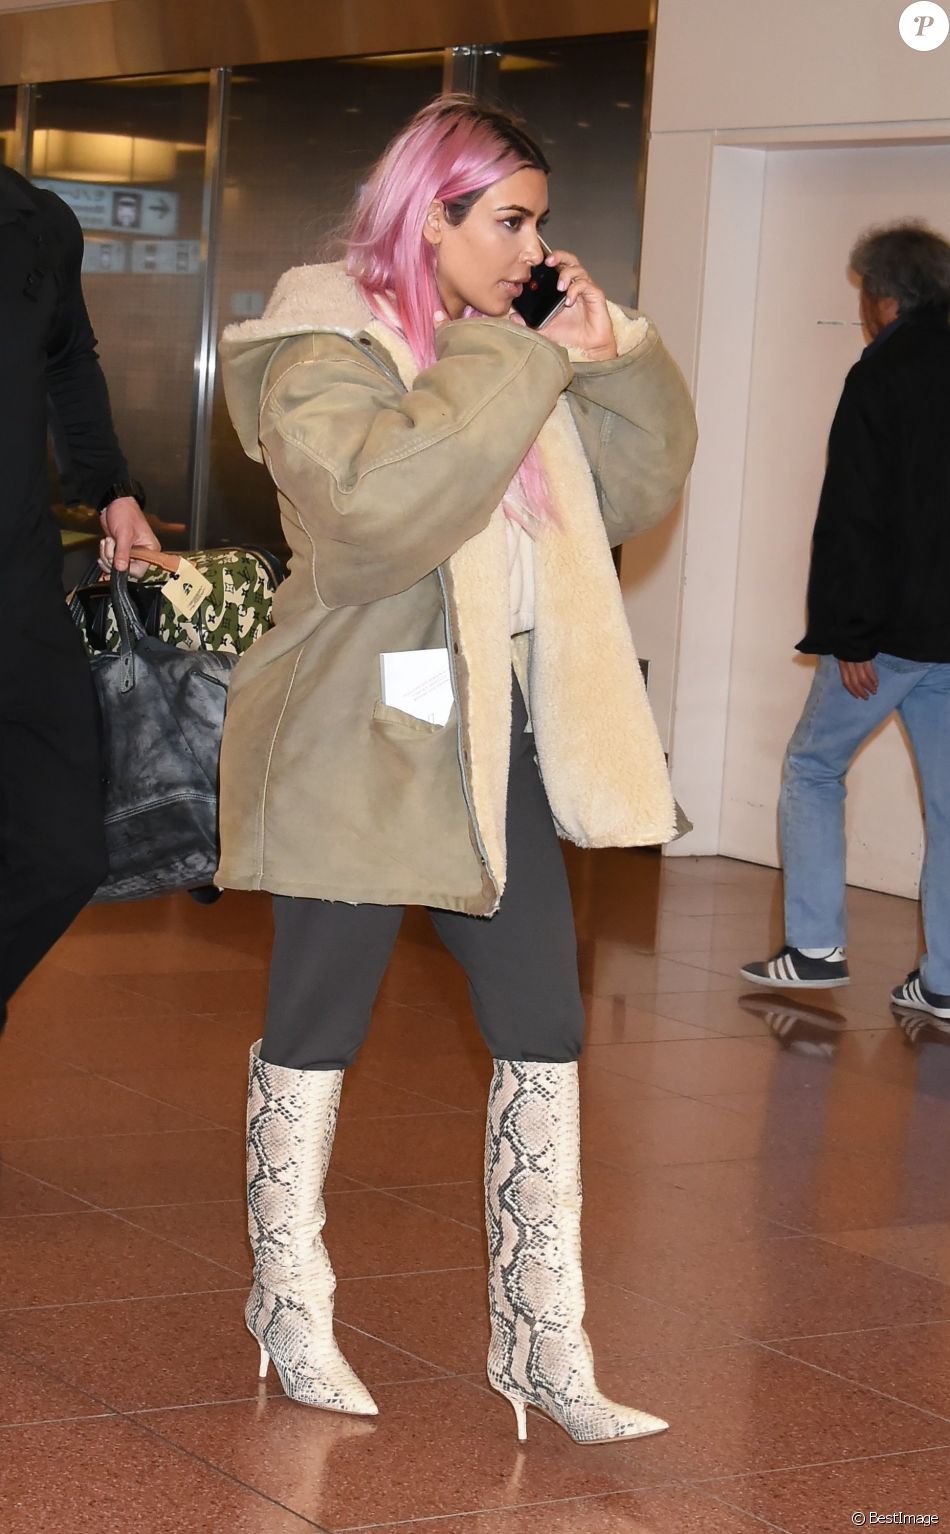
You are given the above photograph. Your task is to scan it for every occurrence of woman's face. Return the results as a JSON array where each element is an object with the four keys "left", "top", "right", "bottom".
[{"left": 424, "top": 167, "right": 549, "bottom": 320}]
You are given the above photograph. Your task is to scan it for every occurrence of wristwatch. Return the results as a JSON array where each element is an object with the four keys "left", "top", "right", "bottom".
[{"left": 97, "top": 476, "right": 147, "bottom": 513}]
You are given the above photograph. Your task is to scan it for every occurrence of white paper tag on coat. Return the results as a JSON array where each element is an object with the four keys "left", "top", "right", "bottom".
[
  {"left": 162, "top": 557, "right": 213, "bottom": 620},
  {"left": 380, "top": 649, "right": 453, "bottom": 725}
]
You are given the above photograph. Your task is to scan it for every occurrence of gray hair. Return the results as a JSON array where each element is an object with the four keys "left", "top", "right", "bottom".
[{"left": 850, "top": 221, "right": 950, "bottom": 313}]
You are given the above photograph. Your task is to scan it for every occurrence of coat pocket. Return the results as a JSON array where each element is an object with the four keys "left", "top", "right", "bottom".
[{"left": 371, "top": 699, "right": 456, "bottom": 734}]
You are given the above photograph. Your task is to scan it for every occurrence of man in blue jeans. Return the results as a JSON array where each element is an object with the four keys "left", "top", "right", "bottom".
[{"left": 742, "top": 222, "right": 950, "bottom": 1019}]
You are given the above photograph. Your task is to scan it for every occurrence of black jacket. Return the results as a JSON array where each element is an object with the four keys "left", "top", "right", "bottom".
[
  {"left": 0, "top": 165, "right": 127, "bottom": 602},
  {"left": 798, "top": 304, "right": 950, "bottom": 663}
]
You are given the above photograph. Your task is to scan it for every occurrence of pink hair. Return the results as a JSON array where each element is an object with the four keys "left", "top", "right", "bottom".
[{"left": 345, "top": 96, "right": 555, "bottom": 530}]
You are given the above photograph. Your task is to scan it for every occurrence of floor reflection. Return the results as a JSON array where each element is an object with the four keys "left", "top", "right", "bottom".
[{"left": 1, "top": 851, "right": 949, "bottom": 1531}]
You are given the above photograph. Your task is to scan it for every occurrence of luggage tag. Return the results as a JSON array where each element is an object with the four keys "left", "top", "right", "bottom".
[{"left": 162, "top": 557, "right": 213, "bottom": 620}]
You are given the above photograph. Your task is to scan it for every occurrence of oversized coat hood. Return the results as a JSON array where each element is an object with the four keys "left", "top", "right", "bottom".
[{"left": 222, "top": 263, "right": 376, "bottom": 460}]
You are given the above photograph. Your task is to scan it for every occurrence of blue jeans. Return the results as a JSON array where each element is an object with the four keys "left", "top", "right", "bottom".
[{"left": 780, "top": 654, "right": 950, "bottom": 994}]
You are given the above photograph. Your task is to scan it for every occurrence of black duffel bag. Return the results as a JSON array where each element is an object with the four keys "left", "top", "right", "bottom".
[{"left": 89, "top": 568, "right": 237, "bottom": 902}]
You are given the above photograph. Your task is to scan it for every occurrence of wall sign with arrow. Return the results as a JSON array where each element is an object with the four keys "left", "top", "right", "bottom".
[{"left": 34, "top": 178, "right": 180, "bottom": 237}]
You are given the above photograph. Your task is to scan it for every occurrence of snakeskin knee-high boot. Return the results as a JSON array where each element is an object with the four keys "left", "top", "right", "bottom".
[
  {"left": 245, "top": 1042, "right": 377, "bottom": 1414},
  {"left": 485, "top": 1059, "right": 668, "bottom": 1444}
]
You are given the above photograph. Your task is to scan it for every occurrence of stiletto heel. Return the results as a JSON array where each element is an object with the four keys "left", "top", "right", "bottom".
[
  {"left": 507, "top": 1394, "right": 528, "bottom": 1442},
  {"left": 258, "top": 1344, "right": 270, "bottom": 1381}
]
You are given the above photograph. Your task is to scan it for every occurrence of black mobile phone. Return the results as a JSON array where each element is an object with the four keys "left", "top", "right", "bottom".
[{"left": 511, "top": 238, "right": 567, "bottom": 330}]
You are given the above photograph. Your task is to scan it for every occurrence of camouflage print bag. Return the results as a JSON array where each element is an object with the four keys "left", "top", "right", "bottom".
[{"left": 70, "top": 546, "right": 284, "bottom": 658}]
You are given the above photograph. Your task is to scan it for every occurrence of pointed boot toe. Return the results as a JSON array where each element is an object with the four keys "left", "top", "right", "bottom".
[{"left": 613, "top": 1407, "right": 669, "bottom": 1441}]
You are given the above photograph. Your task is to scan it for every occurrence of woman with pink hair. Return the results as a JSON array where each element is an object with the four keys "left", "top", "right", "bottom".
[{"left": 219, "top": 95, "right": 696, "bottom": 1444}]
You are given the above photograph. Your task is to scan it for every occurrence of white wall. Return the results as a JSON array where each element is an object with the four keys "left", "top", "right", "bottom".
[
  {"left": 630, "top": 0, "right": 950, "bottom": 896},
  {"left": 651, "top": 0, "right": 950, "bottom": 134},
  {"left": 620, "top": 129, "right": 713, "bottom": 753},
  {"left": 648, "top": 144, "right": 763, "bottom": 808},
  {"left": 720, "top": 143, "right": 950, "bottom": 895}
]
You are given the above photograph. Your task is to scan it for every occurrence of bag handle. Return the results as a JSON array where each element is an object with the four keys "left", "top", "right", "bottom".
[
  {"left": 130, "top": 546, "right": 184, "bottom": 574},
  {"left": 110, "top": 568, "right": 147, "bottom": 693},
  {"left": 71, "top": 550, "right": 189, "bottom": 662},
  {"left": 69, "top": 547, "right": 179, "bottom": 611}
]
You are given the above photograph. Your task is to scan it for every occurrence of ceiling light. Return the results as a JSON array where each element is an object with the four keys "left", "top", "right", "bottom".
[
  {"left": 498, "top": 54, "right": 557, "bottom": 72},
  {"left": 32, "top": 128, "right": 177, "bottom": 183},
  {"left": 347, "top": 51, "right": 443, "bottom": 69}
]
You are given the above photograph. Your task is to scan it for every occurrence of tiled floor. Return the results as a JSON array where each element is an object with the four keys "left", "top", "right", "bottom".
[{"left": 2, "top": 849, "right": 950, "bottom": 1532}]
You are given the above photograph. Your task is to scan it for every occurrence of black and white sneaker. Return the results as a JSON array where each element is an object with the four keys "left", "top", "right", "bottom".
[
  {"left": 890, "top": 969, "right": 950, "bottom": 1020},
  {"left": 739, "top": 946, "right": 849, "bottom": 990}
]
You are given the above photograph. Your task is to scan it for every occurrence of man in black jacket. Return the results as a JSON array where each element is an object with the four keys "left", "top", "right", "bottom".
[
  {"left": 742, "top": 221, "right": 950, "bottom": 1018},
  {"left": 0, "top": 164, "right": 158, "bottom": 1026}
]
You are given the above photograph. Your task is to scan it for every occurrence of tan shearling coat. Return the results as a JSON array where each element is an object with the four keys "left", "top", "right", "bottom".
[{"left": 216, "top": 263, "right": 697, "bottom": 914}]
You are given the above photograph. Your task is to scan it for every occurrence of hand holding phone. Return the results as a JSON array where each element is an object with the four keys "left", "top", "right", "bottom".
[
  {"left": 510, "top": 238, "right": 569, "bottom": 331},
  {"left": 514, "top": 241, "right": 618, "bottom": 359}
]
